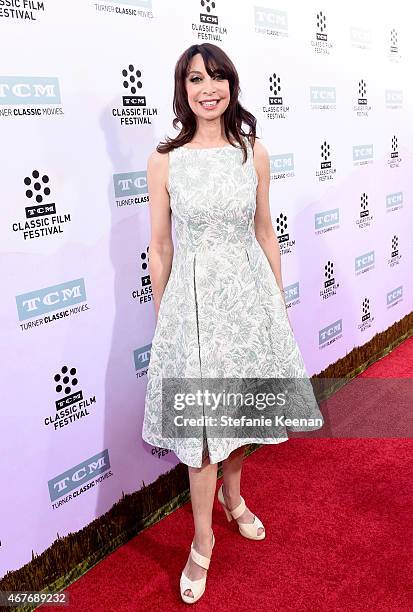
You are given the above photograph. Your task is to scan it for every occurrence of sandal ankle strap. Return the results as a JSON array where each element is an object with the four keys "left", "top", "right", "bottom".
[
  {"left": 230, "top": 495, "right": 246, "bottom": 520},
  {"left": 190, "top": 542, "right": 211, "bottom": 570}
]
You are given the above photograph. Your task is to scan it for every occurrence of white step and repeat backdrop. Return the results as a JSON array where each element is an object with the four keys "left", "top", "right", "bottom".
[{"left": 1, "top": 0, "right": 412, "bottom": 576}]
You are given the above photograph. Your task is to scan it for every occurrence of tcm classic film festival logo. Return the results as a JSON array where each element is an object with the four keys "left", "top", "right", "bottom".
[
  {"left": 12, "top": 169, "right": 71, "bottom": 240},
  {"left": 388, "top": 28, "right": 401, "bottom": 62},
  {"left": 319, "top": 260, "right": 340, "bottom": 301},
  {"left": 112, "top": 63, "right": 157, "bottom": 126},
  {"left": 357, "top": 297, "right": 375, "bottom": 333},
  {"left": 355, "top": 192, "right": 374, "bottom": 230},
  {"left": 15, "top": 278, "right": 90, "bottom": 331},
  {"left": 191, "top": 0, "right": 229, "bottom": 41},
  {"left": 388, "top": 135, "right": 402, "bottom": 168},
  {"left": 315, "top": 140, "right": 336, "bottom": 181},
  {"left": 0, "top": 76, "right": 63, "bottom": 118},
  {"left": 48, "top": 450, "right": 113, "bottom": 509},
  {"left": 44, "top": 365, "right": 97, "bottom": 430},
  {"left": 0, "top": 0, "right": 46, "bottom": 21},
  {"left": 275, "top": 211, "right": 295, "bottom": 256},
  {"left": 133, "top": 246, "right": 152, "bottom": 303},
  {"left": 262, "top": 72, "right": 290, "bottom": 120},
  {"left": 353, "top": 79, "right": 372, "bottom": 117},
  {"left": 388, "top": 235, "right": 402, "bottom": 268},
  {"left": 311, "top": 10, "right": 334, "bottom": 55}
]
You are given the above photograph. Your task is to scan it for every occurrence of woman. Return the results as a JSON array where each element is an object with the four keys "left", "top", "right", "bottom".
[{"left": 142, "top": 43, "right": 324, "bottom": 603}]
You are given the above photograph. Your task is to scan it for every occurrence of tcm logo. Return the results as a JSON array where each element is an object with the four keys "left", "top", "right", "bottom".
[
  {"left": 361, "top": 298, "right": 371, "bottom": 322},
  {"left": 121, "top": 64, "right": 146, "bottom": 107},
  {"left": 315, "top": 10, "right": 327, "bottom": 41},
  {"left": 385, "top": 90, "right": 403, "bottom": 104},
  {"left": 387, "top": 286, "right": 403, "bottom": 307},
  {"left": 319, "top": 319, "right": 342, "bottom": 346},
  {"left": 284, "top": 282, "right": 299, "bottom": 304},
  {"left": 268, "top": 72, "right": 284, "bottom": 106},
  {"left": 54, "top": 365, "right": 82, "bottom": 410},
  {"left": 270, "top": 153, "right": 294, "bottom": 173},
  {"left": 353, "top": 144, "right": 373, "bottom": 162},
  {"left": 310, "top": 86, "right": 336, "bottom": 103},
  {"left": 315, "top": 208, "right": 339, "bottom": 230},
  {"left": 16, "top": 278, "right": 86, "bottom": 321},
  {"left": 389, "top": 28, "right": 398, "bottom": 54},
  {"left": 48, "top": 450, "right": 110, "bottom": 502},
  {"left": 350, "top": 26, "right": 372, "bottom": 46},
  {"left": 134, "top": 344, "right": 151, "bottom": 370},
  {"left": 254, "top": 7, "right": 288, "bottom": 32},
  {"left": 199, "top": 0, "right": 218, "bottom": 25},
  {"left": 386, "top": 192, "right": 403, "bottom": 209},
  {"left": 113, "top": 171, "right": 147, "bottom": 197},
  {"left": 0, "top": 77, "right": 61, "bottom": 105},
  {"left": 355, "top": 251, "right": 375, "bottom": 272}
]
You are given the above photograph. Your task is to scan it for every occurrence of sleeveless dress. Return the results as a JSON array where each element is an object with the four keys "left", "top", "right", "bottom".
[{"left": 141, "top": 135, "right": 324, "bottom": 468}]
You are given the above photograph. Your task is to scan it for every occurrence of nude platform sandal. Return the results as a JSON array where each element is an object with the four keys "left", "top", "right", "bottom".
[
  {"left": 180, "top": 530, "right": 215, "bottom": 604},
  {"left": 217, "top": 483, "right": 266, "bottom": 540}
]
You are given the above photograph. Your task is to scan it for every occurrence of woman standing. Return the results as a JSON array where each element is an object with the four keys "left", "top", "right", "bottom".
[{"left": 142, "top": 43, "right": 324, "bottom": 603}]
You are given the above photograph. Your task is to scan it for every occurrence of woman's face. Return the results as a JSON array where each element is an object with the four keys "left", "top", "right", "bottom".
[{"left": 185, "top": 53, "right": 230, "bottom": 120}]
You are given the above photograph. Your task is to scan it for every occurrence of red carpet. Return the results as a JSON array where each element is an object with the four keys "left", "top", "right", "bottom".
[{"left": 43, "top": 337, "right": 413, "bottom": 611}]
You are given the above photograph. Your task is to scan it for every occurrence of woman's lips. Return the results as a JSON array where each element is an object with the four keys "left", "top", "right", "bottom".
[{"left": 199, "top": 99, "right": 220, "bottom": 109}]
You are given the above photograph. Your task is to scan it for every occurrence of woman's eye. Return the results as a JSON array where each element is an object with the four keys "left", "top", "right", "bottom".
[{"left": 189, "top": 74, "right": 224, "bottom": 83}]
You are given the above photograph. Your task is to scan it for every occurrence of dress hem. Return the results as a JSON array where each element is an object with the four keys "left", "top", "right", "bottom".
[{"left": 142, "top": 432, "right": 292, "bottom": 468}]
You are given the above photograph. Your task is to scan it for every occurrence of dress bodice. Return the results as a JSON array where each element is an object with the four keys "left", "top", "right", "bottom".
[{"left": 167, "top": 137, "right": 258, "bottom": 256}]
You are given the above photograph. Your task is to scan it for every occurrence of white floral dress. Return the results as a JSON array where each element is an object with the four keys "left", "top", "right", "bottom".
[{"left": 141, "top": 136, "right": 324, "bottom": 468}]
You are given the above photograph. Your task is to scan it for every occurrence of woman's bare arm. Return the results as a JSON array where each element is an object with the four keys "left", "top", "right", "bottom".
[
  {"left": 252, "top": 140, "right": 286, "bottom": 305},
  {"left": 147, "top": 150, "right": 174, "bottom": 320}
]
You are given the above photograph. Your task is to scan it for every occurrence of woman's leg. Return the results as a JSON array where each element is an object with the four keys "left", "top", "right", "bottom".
[
  {"left": 221, "top": 445, "right": 264, "bottom": 536},
  {"left": 182, "top": 454, "right": 218, "bottom": 599}
]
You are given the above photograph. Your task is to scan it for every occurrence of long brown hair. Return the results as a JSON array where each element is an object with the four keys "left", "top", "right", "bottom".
[{"left": 157, "top": 43, "right": 258, "bottom": 164}]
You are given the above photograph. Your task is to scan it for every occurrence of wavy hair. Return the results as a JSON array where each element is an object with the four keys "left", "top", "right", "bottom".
[{"left": 157, "top": 43, "right": 258, "bottom": 164}]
